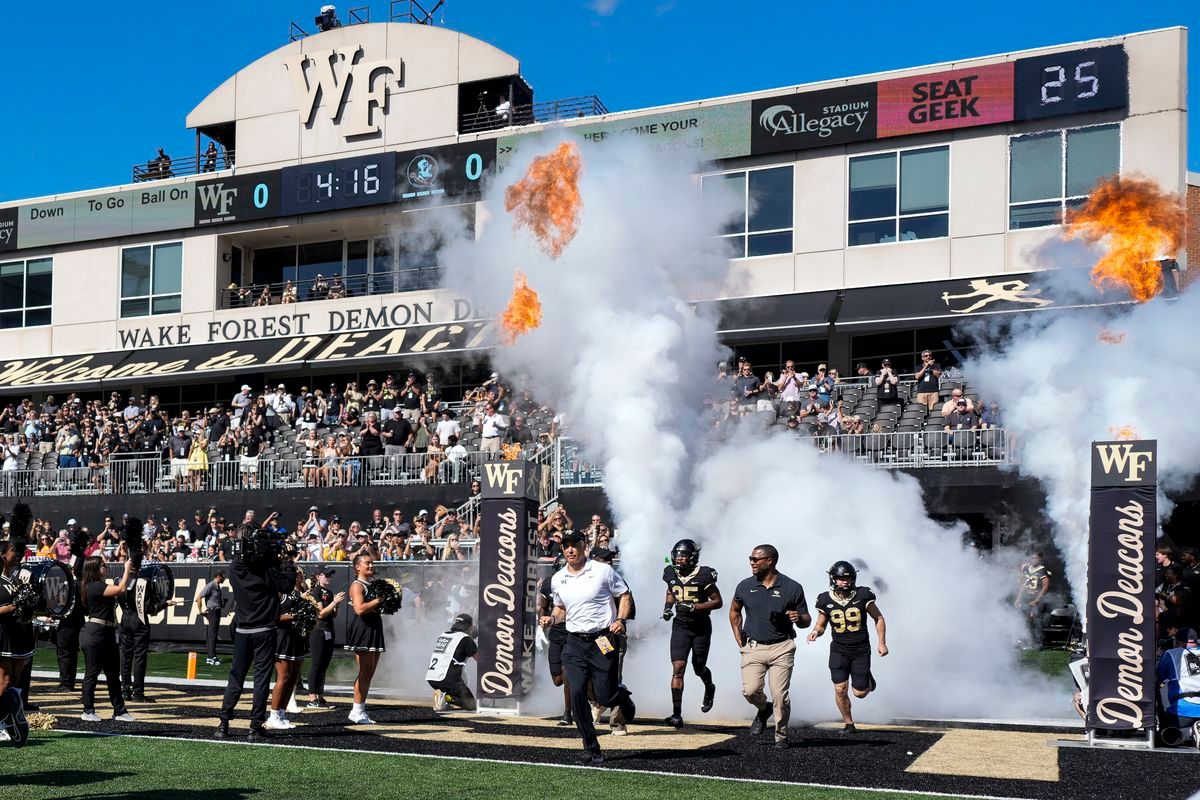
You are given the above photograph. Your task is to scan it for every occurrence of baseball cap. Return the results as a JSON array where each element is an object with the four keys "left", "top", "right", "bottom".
[
  {"left": 308, "top": 505, "right": 320, "bottom": 512},
  {"left": 489, "top": 372, "right": 498, "bottom": 379},
  {"left": 451, "top": 613, "right": 474, "bottom": 632},
  {"left": 67, "top": 518, "right": 77, "bottom": 526},
  {"left": 560, "top": 530, "right": 586, "bottom": 546},
  {"left": 240, "top": 384, "right": 251, "bottom": 392},
  {"left": 417, "top": 509, "right": 429, "bottom": 519},
  {"left": 277, "top": 383, "right": 286, "bottom": 389},
  {"left": 589, "top": 546, "right": 614, "bottom": 562}
]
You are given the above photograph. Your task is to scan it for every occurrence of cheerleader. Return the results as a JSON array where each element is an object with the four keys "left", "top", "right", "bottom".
[
  {"left": 345, "top": 553, "right": 384, "bottom": 724},
  {"left": 306, "top": 568, "right": 345, "bottom": 709},
  {"left": 79, "top": 556, "right": 136, "bottom": 722},
  {"left": 0, "top": 526, "right": 33, "bottom": 746},
  {"left": 266, "top": 567, "right": 308, "bottom": 730}
]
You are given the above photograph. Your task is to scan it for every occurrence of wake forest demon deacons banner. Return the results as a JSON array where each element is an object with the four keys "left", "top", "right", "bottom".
[
  {"left": 477, "top": 460, "right": 540, "bottom": 702},
  {"left": 1086, "top": 439, "right": 1157, "bottom": 731}
]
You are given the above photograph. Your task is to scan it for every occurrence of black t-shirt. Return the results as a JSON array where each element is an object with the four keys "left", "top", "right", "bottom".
[
  {"left": 663, "top": 564, "right": 719, "bottom": 625},
  {"left": 380, "top": 387, "right": 398, "bottom": 410},
  {"left": 359, "top": 427, "right": 383, "bottom": 456},
  {"left": 239, "top": 432, "right": 264, "bottom": 458},
  {"left": 535, "top": 539, "right": 561, "bottom": 559},
  {"left": 210, "top": 413, "right": 230, "bottom": 442},
  {"left": 537, "top": 573, "right": 566, "bottom": 629},
  {"left": 733, "top": 572, "right": 808, "bottom": 642},
  {"left": 312, "top": 585, "right": 335, "bottom": 632},
  {"left": 401, "top": 388, "right": 422, "bottom": 411},
  {"left": 815, "top": 587, "right": 877, "bottom": 653},
  {"left": 946, "top": 410, "right": 979, "bottom": 429},
  {"left": 327, "top": 393, "right": 343, "bottom": 415},
  {"left": 85, "top": 579, "right": 116, "bottom": 622},
  {"left": 877, "top": 375, "right": 898, "bottom": 401},
  {"left": 916, "top": 363, "right": 940, "bottom": 392},
  {"left": 383, "top": 417, "right": 413, "bottom": 447},
  {"left": 363, "top": 395, "right": 381, "bottom": 413}
]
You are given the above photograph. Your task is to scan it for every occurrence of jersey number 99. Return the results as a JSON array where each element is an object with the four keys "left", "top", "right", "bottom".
[{"left": 829, "top": 607, "right": 862, "bottom": 633}]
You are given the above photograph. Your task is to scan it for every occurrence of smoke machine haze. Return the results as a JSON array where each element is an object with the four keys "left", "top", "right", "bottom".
[{"left": 441, "top": 135, "right": 1065, "bottom": 722}]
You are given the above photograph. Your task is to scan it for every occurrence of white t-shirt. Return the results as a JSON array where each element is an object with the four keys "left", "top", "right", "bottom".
[
  {"left": 435, "top": 419, "right": 461, "bottom": 445},
  {"left": 481, "top": 414, "right": 507, "bottom": 439},
  {"left": 551, "top": 560, "right": 629, "bottom": 633}
]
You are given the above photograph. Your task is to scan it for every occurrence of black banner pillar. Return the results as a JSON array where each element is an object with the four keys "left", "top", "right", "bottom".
[
  {"left": 477, "top": 460, "right": 540, "bottom": 705},
  {"left": 1086, "top": 439, "right": 1157, "bottom": 742}
]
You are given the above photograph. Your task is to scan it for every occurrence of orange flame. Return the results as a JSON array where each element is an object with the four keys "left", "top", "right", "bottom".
[
  {"left": 1096, "top": 328, "right": 1125, "bottom": 345},
  {"left": 1108, "top": 426, "right": 1140, "bottom": 441},
  {"left": 1064, "top": 175, "right": 1184, "bottom": 303},
  {"left": 504, "top": 142, "right": 583, "bottom": 259},
  {"left": 499, "top": 270, "right": 543, "bottom": 345}
]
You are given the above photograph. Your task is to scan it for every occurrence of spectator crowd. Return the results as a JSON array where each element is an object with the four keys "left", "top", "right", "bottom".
[{"left": 1157, "top": 545, "right": 1200, "bottom": 655}]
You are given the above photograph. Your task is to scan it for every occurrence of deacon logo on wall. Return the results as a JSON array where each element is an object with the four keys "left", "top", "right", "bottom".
[
  {"left": 284, "top": 46, "right": 404, "bottom": 138},
  {"left": 1086, "top": 439, "right": 1157, "bottom": 731}
]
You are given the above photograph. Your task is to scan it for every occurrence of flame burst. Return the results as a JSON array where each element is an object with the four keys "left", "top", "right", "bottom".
[
  {"left": 1096, "top": 328, "right": 1126, "bottom": 345},
  {"left": 1108, "top": 426, "right": 1140, "bottom": 441},
  {"left": 499, "top": 270, "right": 543, "bottom": 345},
  {"left": 1064, "top": 175, "right": 1185, "bottom": 303},
  {"left": 504, "top": 142, "right": 583, "bottom": 258}
]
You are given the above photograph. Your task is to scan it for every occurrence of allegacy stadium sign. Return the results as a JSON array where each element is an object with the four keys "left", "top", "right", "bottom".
[{"left": 752, "top": 44, "right": 1127, "bottom": 155}]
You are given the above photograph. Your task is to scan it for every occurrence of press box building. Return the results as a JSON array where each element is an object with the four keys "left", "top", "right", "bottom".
[{"left": 0, "top": 22, "right": 1186, "bottom": 408}]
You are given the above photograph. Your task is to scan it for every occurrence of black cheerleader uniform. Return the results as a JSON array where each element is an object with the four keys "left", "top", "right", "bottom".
[
  {"left": 275, "top": 594, "right": 310, "bottom": 662},
  {"left": 0, "top": 571, "right": 35, "bottom": 660},
  {"left": 80, "top": 580, "right": 128, "bottom": 716},
  {"left": 344, "top": 579, "right": 385, "bottom": 653}
]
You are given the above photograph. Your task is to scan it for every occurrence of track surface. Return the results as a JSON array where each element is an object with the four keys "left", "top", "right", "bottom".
[{"left": 27, "top": 680, "right": 1197, "bottom": 800}]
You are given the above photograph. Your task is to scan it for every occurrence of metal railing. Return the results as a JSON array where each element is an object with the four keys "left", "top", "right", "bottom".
[
  {"left": 459, "top": 95, "right": 609, "bottom": 134},
  {"left": 222, "top": 266, "right": 443, "bottom": 308},
  {"left": 290, "top": 5, "right": 370, "bottom": 41},
  {"left": 132, "top": 150, "right": 235, "bottom": 183},
  {"left": 0, "top": 450, "right": 506, "bottom": 498},
  {"left": 556, "top": 429, "right": 1016, "bottom": 488},
  {"left": 391, "top": 0, "right": 445, "bottom": 24}
]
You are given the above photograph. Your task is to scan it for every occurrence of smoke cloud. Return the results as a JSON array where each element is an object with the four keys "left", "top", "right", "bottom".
[{"left": 435, "top": 134, "right": 1064, "bottom": 722}]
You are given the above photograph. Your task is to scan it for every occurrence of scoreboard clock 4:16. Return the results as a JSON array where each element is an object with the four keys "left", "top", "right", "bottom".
[{"left": 280, "top": 152, "right": 398, "bottom": 215}]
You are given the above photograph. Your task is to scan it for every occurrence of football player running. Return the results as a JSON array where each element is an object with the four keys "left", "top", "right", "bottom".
[
  {"left": 807, "top": 561, "right": 887, "bottom": 734},
  {"left": 661, "top": 539, "right": 722, "bottom": 728}
]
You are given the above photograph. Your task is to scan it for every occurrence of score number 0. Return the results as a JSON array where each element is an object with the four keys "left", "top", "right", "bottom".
[{"left": 1040, "top": 61, "right": 1099, "bottom": 105}]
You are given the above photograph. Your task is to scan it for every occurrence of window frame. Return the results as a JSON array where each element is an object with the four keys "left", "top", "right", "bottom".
[
  {"left": 1007, "top": 122, "right": 1121, "bottom": 231},
  {"left": 846, "top": 144, "right": 951, "bottom": 248},
  {"left": 700, "top": 163, "right": 795, "bottom": 260},
  {"left": 0, "top": 256, "right": 53, "bottom": 329},
  {"left": 120, "top": 242, "right": 183, "bottom": 319}
]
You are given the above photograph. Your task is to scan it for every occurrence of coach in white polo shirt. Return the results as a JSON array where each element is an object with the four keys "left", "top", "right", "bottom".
[{"left": 541, "top": 530, "right": 636, "bottom": 766}]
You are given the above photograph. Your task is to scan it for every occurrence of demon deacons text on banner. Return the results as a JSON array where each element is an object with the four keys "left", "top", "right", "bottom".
[
  {"left": 1086, "top": 439, "right": 1157, "bottom": 731},
  {"left": 477, "top": 460, "right": 540, "bottom": 701}
]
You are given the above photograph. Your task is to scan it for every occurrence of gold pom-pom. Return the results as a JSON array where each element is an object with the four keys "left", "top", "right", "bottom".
[{"left": 26, "top": 712, "right": 56, "bottom": 731}]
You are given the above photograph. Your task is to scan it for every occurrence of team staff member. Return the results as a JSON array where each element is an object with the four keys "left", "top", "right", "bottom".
[
  {"left": 537, "top": 556, "right": 572, "bottom": 725},
  {"left": 78, "top": 556, "right": 137, "bottom": 723},
  {"left": 215, "top": 523, "right": 296, "bottom": 741},
  {"left": 306, "top": 568, "right": 345, "bottom": 709},
  {"left": 728, "top": 544, "right": 809, "bottom": 749},
  {"left": 661, "top": 539, "right": 721, "bottom": 727},
  {"left": 196, "top": 571, "right": 227, "bottom": 666},
  {"left": 426, "top": 613, "right": 479, "bottom": 711},
  {"left": 541, "top": 530, "right": 636, "bottom": 766},
  {"left": 807, "top": 561, "right": 888, "bottom": 734}
]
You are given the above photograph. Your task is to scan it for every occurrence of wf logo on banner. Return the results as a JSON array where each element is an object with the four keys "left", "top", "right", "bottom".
[
  {"left": 483, "top": 462, "right": 523, "bottom": 495},
  {"left": 1094, "top": 443, "right": 1155, "bottom": 483},
  {"left": 284, "top": 47, "right": 404, "bottom": 138},
  {"left": 1086, "top": 439, "right": 1157, "bottom": 732}
]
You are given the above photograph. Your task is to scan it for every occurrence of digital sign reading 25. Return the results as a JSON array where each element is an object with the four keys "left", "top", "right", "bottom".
[{"left": 281, "top": 152, "right": 398, "bottom": 215}]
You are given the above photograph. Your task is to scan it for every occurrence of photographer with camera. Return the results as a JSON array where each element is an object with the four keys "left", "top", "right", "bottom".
[{"left": 214, "top": 514, "right": 297, "bottom": 742}]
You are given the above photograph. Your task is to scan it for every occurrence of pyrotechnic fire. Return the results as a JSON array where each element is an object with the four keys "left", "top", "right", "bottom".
[
  {"left": 499, "top": 270, "right": 543, "bottom": 345},
  {"left": 504, "top": 142, "right": 583, "bottom": 259},
  {"left": 1065, "top": 175, "right": 1184, "bottom": 303},
  {"left": 1096, "top": 329, "right": 1126, "bottom": 345},
  {"left": 1108, "top": 426, "right": 1140, "bottom": 441}
]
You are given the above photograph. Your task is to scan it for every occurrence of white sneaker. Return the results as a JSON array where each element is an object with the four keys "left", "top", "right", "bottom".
[
  {"left": 80, "top": 712, "right": 102, "bottom": 722},
  {"left": 0, "top": 728, "right": 10, "bottom": 741},
  {"left": 432, "top": 690, "right": 447, "bottom": 712},
  {"left": 348, "top": 710, "right": 376, "bottom": 725},
  {"left": 591, "top": 702, "right": 604, "bottom": 724},
  {"left": 610, "top": 724, "right": 627, "bottom": 736},
  {"left": 113, "top": 712, "right": 136, "bottom": 722},
  {"left": 264, "top": 715, "right": 293, "bottom": 730}
]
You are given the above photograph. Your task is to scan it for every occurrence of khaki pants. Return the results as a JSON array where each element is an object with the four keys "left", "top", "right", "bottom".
[
  {"left": 915, "top": 391, "right": 939, "bottom": 410},
  {"left": 480, "top": 437, "right": 501, "bottom": 453},
  {"left": 740, "top": 638, "right": 795, "bottom": 741}
]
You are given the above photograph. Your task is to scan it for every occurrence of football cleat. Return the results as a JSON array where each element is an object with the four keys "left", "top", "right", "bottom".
[
  {"left": 664, "top": 714, "right": 683, "bottom": 729},
  {"left": 701, "top": 683, "right": 716, "bottom": 713}
]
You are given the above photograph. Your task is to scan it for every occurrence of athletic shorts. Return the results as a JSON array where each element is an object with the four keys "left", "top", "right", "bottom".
[
  {"left": 547, "top": 625, "right": 567, "bottom": 677},
  {"left": 669, "top": 619, "right": 712, "bottom": 665},
  {"left": 829, "top": 648, "right": 871, "bottom": 690}
]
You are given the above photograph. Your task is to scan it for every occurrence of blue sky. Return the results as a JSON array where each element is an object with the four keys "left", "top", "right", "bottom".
[{"left": 0, "top": 0, "right": 1193, "bottom": 202}]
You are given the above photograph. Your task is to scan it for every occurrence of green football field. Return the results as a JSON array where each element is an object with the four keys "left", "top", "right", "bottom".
[{"left": 0, "top": 731, "right": 972, "bottom": 800}]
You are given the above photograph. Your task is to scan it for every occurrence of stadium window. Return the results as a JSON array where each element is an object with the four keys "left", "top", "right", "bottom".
[
  {"left": 848, "top": 146, "right": 949, "bottom": 247},
  {"left": 1008, "top": 123, "right": 1119, "bottom": 230},
  {"left": 121, "top": 242, "right": 181, "bottom": 318},
  {"left": 0, "top": 257, "right": 52, "bottom": 329},
  {"left": 701, "top": 165, "right": 794, "bottom": 258}
]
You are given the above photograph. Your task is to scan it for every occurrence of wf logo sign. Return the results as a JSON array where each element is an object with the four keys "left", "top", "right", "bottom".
[
  {"left": 1094, "top": 444, "right": 1154, "bottom": 483},
  {"left": 284, "top": 46, "right": 404, "bottom": 138}
]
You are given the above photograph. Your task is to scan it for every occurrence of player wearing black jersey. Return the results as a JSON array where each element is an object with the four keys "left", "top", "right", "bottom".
[
  {"left": 537, "top": 555, "right": 572, "bottom": 725},
  {"left": 661, "top": 539, "right": 722, "bottom": 728},
  {"left": 806, "top": 560, "right": 887, "bottom": 734}
]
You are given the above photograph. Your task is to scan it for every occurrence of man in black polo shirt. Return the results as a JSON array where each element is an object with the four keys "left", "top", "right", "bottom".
[{"left": 728, "top": 543, "right": 810, "bottom": 749}]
